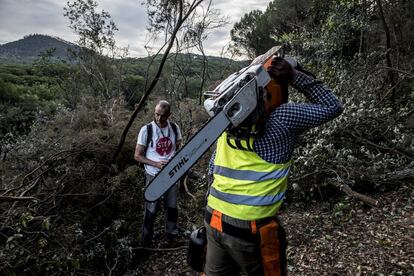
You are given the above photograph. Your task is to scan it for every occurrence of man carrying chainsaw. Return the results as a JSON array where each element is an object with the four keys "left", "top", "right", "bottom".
[
  {"left": 134, "top": 100, "right": 182, "bottom": 246},
  {"left": 204, "top": 57, "right": 343, "bottom": 275}
]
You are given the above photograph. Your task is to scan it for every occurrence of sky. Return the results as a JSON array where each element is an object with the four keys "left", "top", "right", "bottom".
[{"left": 0, "top": 0, "right": 271, "bottom": 58}]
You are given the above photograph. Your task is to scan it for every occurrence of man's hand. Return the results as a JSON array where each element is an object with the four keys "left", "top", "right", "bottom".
[
  {"left": 154, "top": 160, "right": 168, "bottom": 169},
  {"left": 135, "top": 144, "right": 168, "bottom": 169},
  {"left": 267, "top": 57, "right": 298, "bottom": 85}
]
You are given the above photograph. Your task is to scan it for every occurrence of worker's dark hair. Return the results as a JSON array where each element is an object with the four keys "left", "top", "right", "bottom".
[
  {"left": 266, "top": 57, "right": 293, "bottom": 105},
  {"left": 267, "top": 57, "right": 294, "bottom": 83}
]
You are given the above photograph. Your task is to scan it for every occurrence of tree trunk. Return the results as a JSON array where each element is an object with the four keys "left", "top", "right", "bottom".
[
  {"left": 376, "top": 0, "right": 398, "bottom": 102},
  {"left": 111, "top": 0, "right": 204, "bottom": 163}
]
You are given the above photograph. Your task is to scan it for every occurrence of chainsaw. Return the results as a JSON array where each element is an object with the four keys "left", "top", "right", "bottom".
[{"left": 144, "top": 46, "right": 285, "bottom": 202}]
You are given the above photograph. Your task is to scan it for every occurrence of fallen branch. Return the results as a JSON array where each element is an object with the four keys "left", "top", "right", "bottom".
[
  {"left": 377, "top": 168, "right": 414, "bottom": 183},
  {"left": 328, "top": 169, "right": 378, "bottom": 207},
  {"left": 21, "top": 150, "right": 74, "bottom": 184},
  {"left": 351, "top": 132, "right": 414, "bottom": 161},
  {"left": 86, "top": 226, "right": 110, "bottom": 243},
  {"left": 0, "top": 196, "right": 37, "bottom": 202},
  {"left": 132, "top": 245, "right": 187, "bottom": 252},
  {"left": 183, "top": 175, "right": 197, "bottom": 200},
  {"left": 86, "top": 192, "right": 114, "bottom": 212},
  {"left": 34, "top": 192, "right": 103, "bottom": 197},
  {"left": 2, "top": 149, "right": 82, "bottom": 196},
  {"left": 380, "top": 66, "right": 414, "bottom": 78},
  {"left": 159, "top": 251, "right": 183, "bottom": 275},
  {"left": 337, "top": 183, "right": 379, "bottom": 207}
]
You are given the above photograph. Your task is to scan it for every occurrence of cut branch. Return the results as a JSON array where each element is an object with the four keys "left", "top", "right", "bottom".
[
  {"left": 337, "top": 182, "right": 379, "bottom": 207},
  {"left": 328, "top": 169, "right": 378, "bottom": 207},
  {"left": 183, "top": 175, "right": 196, "bottom": 200},
  {"left": 132, "top": 245, "right": 187, "bottom": 252},
  {"left": 380, "top": 66, "right": 414, "bottom": 78},
  {"left": 0, "top": 196, "right": 38, "bottom": 202},
  {"left": 351, "top": 132, "right": 414, "bottom": 160},
  {"left": 375, "top": 168, "right": 414, "bottom": 183}
]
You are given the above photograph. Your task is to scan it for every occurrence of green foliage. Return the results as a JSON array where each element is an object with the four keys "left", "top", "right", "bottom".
[
  {"left": 231, "top": 10, "right": 275, "bottom": 58},
  {"left": 63, "top": 0, "right": 127, "bottom": 103},
  {"left": 289, "top": 55, "right": 413, "bottom": 201},
  {"left": 0, "top": 52, "right": 245, "bottom": 143},
  {"left": 122, "top": 74, "right": 145, "bottom": 109},
  {"left": 0, "top": 95, "right": 210, "bottom": 274},
  {"left": 121, "top": 53, "right": 246, "bottom": 104},
  {"left": 0, "top": 67, "right": 59, "bottom": 137},
  {"left": 231, "top": 0, "right": 317, "bottom": 58},
  {"left": 64, "top": 0, "right": 118, "bottom": 54},
  {"left": 229, "top": 0, "right": 414, "bottom": 202},
  {"left": 231, "top": 0, "right": 414, "bottom": 61},
  {"left": 0, "top": 103, "right": 143, "bottom": 275},
  {"left": 2, "top": 1, "right": 413, "bottom": 274}
]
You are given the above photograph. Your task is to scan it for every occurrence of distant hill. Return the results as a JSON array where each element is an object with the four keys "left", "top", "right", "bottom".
[
  {"left": 0, "top": 34, "right": 78, "bottom": 63},
  {"left": 0, "top": 34, "right": 250, "bottom": 70}
]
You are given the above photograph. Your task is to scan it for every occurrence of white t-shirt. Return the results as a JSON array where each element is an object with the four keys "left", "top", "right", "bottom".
[{"left": 137, "top": 121, "right": 182, "bottom": 176}]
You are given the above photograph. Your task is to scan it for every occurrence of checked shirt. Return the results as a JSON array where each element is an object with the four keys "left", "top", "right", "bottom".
[{"left": 209, "top": 71, "right": 343, "bottom": 170}]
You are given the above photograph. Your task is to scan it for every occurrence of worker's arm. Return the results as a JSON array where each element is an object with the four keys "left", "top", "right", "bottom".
[
  {"left": 268, "top": 58, "right": 343, "bottom": 133},
  {"left": 134, "top": 144, "right": 167, "bottom": 169}
]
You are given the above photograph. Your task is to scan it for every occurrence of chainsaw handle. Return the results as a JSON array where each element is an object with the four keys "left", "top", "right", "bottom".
[{"left": 285, "top": 57, "right": 316, "bottom": 79}]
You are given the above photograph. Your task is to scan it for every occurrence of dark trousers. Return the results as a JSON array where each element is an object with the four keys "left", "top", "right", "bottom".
[
  {"left": 141, "top": 173, "right": 179, "bottom": 245},
  {"left": 204, "top": 212, "right": 287, "bottom": 276}
]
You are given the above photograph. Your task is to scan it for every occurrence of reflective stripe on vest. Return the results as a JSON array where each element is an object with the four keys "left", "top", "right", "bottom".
[
  {"left": 213, "top": 165, "right": 290, "bottom": 181},
  {"left": 209, "top": 186, "right": 286, "bottom": 206},
  {"left": 208, "top": 132, "right": 291, "bottom": 220}
]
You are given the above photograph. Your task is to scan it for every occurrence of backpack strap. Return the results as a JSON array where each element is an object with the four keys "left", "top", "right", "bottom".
[
  {"left": 145, "top": 123, "right": 153, "bottom": 150},
  {"left": 170, "top": 122, "right": 178, "bottom": 141}
]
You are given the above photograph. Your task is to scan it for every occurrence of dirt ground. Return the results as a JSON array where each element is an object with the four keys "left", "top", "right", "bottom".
[{"left": 131, "top": 183, "right": 414, "bottom": 275}]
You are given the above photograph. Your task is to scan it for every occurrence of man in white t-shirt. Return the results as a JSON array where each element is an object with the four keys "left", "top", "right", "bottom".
[{"left": 134, "top": 100, "right": 182, "bottom": 246}]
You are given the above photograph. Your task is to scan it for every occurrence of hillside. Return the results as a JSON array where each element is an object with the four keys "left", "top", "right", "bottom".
[
  {"left": 0, "top": 48, "right": 247, "bottom": 137},
  {"left": 0, "top": 34, "right": 77, "bottom": 63}
]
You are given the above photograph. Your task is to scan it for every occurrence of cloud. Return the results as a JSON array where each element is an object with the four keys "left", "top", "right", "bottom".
[
  {"left": 98, "top": 0, "right": 150, "bottom": 56},
  {"left": 213, "top": 0, "right": 268, "bottom": 19},
  {"left": 0, "top": 0, "right": 75, "bottom": 44},
  {"left": 0, "top": 0, "right": 271, "bottom": 57}
]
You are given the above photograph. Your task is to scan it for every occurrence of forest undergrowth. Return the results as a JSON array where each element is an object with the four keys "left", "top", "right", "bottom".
[{"left": 133, "top": 182, "right": 413, "bottom": 275}]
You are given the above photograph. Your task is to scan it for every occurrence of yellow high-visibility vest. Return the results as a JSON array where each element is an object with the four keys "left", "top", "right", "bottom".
[{"left": 207, "top": 132, "right": 291, "bottom": 220}]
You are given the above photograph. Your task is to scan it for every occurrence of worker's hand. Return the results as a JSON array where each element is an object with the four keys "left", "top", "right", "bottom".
[
  {"left": 155, "top": 160, "right": 168, "bottom": 169},
  {"left": 267, "top": 57, "right": 297, "bottom": 85},
  {"left": 285, "top": 57, "right": 317, "bottom": 79}
]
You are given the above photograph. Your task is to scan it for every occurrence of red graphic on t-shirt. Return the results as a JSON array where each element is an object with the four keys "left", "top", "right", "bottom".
[{"left": 156, "top": 137, "right": 173, "bottom": 156}]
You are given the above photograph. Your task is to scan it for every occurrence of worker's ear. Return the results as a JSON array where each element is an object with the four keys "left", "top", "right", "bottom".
[
  {"left": 262, "top": 57, "right": 288, "bottom": 114},
  {"left": 263, "top": 81, "right": 284, "bottom": 115}
]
